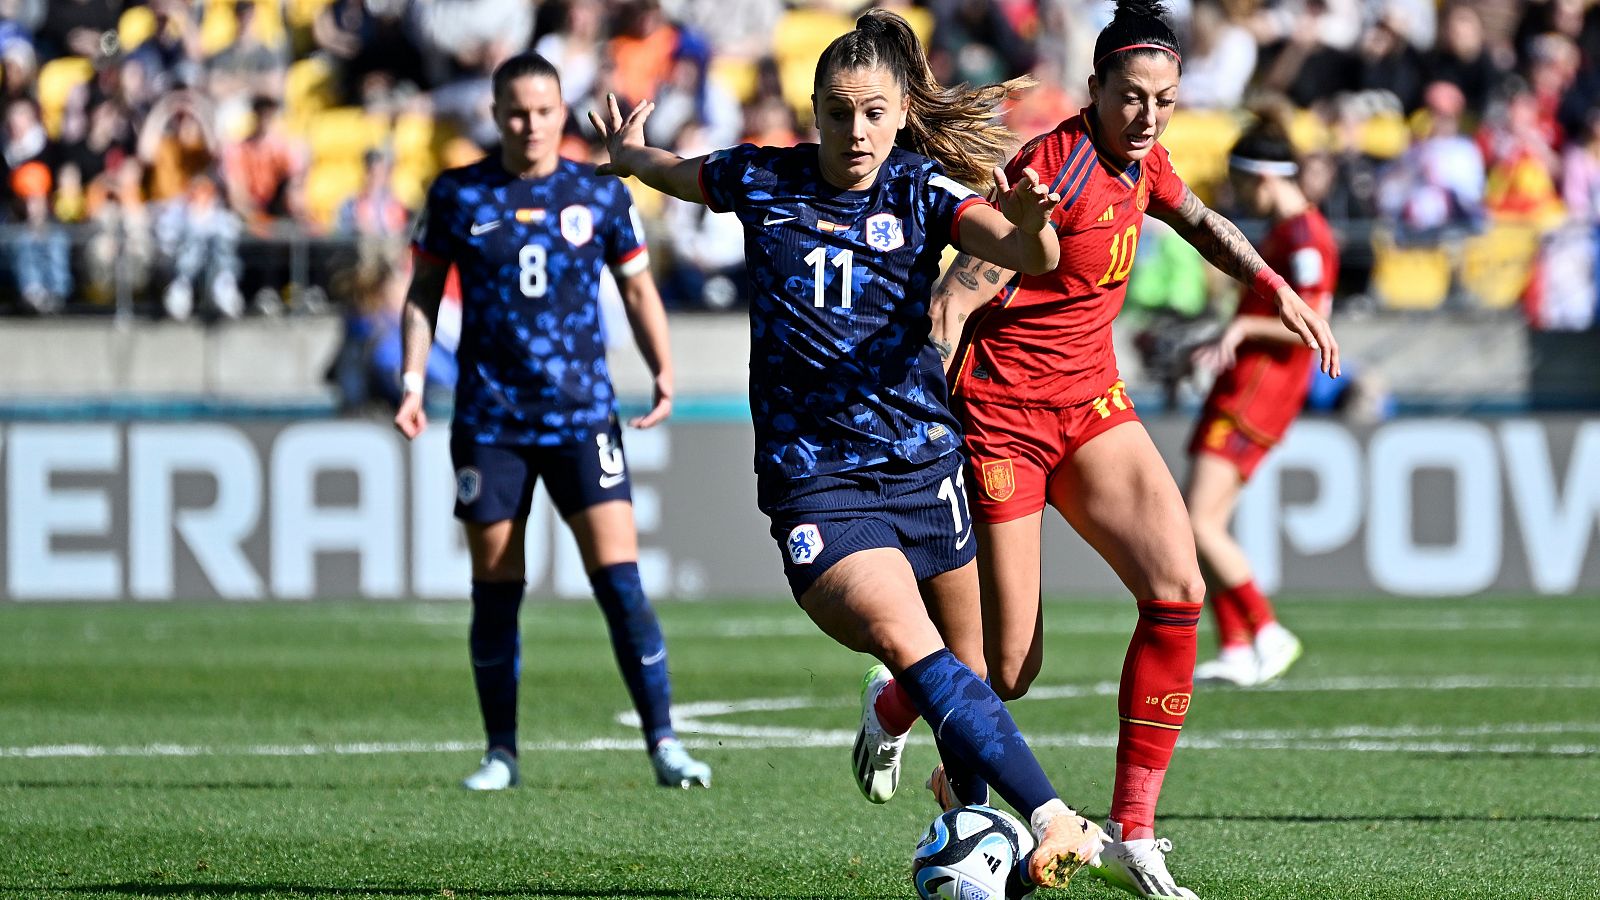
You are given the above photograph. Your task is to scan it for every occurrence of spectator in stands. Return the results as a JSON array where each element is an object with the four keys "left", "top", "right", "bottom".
[
  {"left": 313, "top": 0, "right": 429, "bottom": 106},
  {"left": 207, "top": 0, "right": 290, "bottom": 107},
  {"left": 153, "top": 171, "right": 244, "bottom": 320},
  {"left": 644, "top": 35, "right": 740, "bottom": 151},
  {"left": 1378, "top": 80, "right": 1486, "bottom": 242},
  {"left": 1562, "top": 109, "right": 1600, "bottom": 225},
  {"left": 0, "top": 0, "right": 44, "bottom": 38},
  {"left": 137, "top": 89, "right": 219, "bottom": 204},
  {"left": 1425, "top": 3, "right": 1507, "bottom": 122},
  {"left": 1307, "top": 97, "right": 1382, "bottom": 222},
  {"left": 668, "top": 0, "right": 780, "bottom": 63},
  {"left": 930, "top": 0, "right": 1036, "bottom": 87},
  {"left": 1356, "top": 10, "right": 1426, "bottom": 113},
  {"left": 35, "top": 0, "right": 118, "bottom": 61},
  {"left": 1478, "top": 79, "right": 1564, "bottom": 229},
  {"left": 606, "top": 0, "right": 679, "bottom": 109},
  {"left": 0, "top": 96, "right": 54, "bottom": 213},
  {"left": 328, "top": 250, "right": 456, "bottom": 411},
  {"left": 1180, "top": 0, "right": 1256, "bottom": 110},
  {"left": 413, "top": 0, "right": 534, "bottom": 87},
  {"left": 739, "top": 95, "right": 802, "bottom": 148},
  {"left": 81, "top": 156, "right": 154, "bottom": 306},
  {"left": 1252, "top": 0, "right": 1364, "bottom": 106},
  {"left": 6, "top": 159, "right": 71, "bottom": 313},
  {"left": 128, "top": 0, "right": 203, "bottom": 95},
  {"left": 659, "top": 122, "right": 745, "bottom": 309},
  {"left": 223, "top": 95, "right": 308, "bottom": 231},
  {"left": 534, "top": 0, "right": 606, "bottom": 107},
  {"left": 0, "top": 38, "right": 37, "bottom": 108},
  {"left": 336, "top": 148, "right": 409, "bottom": 240}
]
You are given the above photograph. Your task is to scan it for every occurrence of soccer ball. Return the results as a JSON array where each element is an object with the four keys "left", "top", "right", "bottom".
[{"left": 912, "top": 804, "right": 1036, "bottom": 900}]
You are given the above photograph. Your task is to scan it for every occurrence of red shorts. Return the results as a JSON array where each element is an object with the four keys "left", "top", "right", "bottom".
[
  {"left": 1187, "top": 409, "right": 1273, "bottom": 480},
  {"left": 958, "top": 380, "right": 1140, "bottom": 524}
]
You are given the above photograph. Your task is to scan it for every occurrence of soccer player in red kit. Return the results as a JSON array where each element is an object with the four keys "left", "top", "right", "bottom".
[
  {"left": 1187, "top": 113, "right": 1338, "bottom": 688},
  {"left": 848, "top": 2, "right": 1339, "bottom": 897}
]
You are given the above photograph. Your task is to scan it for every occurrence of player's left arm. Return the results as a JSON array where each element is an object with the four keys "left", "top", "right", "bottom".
[
  {"left": 1153, "top": 185, "right": 1340, "bottom": 377},
  {"left": 590, "top": 93, "right": 707, "bottom": 204},
  {"left": 955, "top": 166, "right": 1061, "bottom": 276},
  {"left": 1191, "top": 314, "right": 1307, "bottom": 373},
  {"left": 616, "top": 268, "right": 674, "bottom": 429}
]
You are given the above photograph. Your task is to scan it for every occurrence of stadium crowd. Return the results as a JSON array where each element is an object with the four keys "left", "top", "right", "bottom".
[{"left": 1, "top": 0, "right": 1598, "bottom": 327}]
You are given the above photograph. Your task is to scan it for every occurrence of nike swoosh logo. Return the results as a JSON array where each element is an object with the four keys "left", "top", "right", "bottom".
[
  {"left": 640, "top": 648, "right": 667, "bottom": 666},
  {"left": 470, "top": 220, "right": 501, "bottom": 235},
  {"left": 598, "top": 473, "right": 626, "bottom": 489},
  {"left": 763, "top": 213, "right": 798, "bottom": 226},
  {"left": 955, "top": 524, "right": 973, "bottom": 550}
]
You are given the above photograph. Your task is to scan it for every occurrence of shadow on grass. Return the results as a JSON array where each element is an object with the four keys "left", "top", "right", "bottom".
[{"left": 1164, "top": 812, "right": 1600, "bottom": 824}]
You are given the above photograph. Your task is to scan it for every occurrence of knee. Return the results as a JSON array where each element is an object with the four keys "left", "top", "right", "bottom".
[{"left": 988, "top": 656, "right": 1039, "bottom": 701}]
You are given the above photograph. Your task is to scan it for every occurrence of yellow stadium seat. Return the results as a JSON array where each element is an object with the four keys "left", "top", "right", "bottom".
[
  {"left": 287, "top": 0, "right": 336, "bottom": 29},
  {"left": 898, "top": 6, "right": 935, "bottom": 45},
  {"left": 1360, "top": 112, "right": 1412, "bottom": 159},
  {"left": 198, "top": 0, "right": 288, "bottom": 58},
  {"left": 285, "top": 56, "right": 337, "bottom": 128},
  {"left": 780, "top": 57, "right": 820, "bottom": 126},
  {"left": 709, "top": 57, "right": 758, "bottom": 105},
  {"left": 1461, "top": 224, "right": 1538, "bottom": 310},
  {"left": 772, "top": 8, "right": 853, "bottom": 65},
  {"left": 392, "top": 112, "right": 434, "bottom": 168},
  {"left": 305, "top": 159, "right": 365, "bottom": 229},
  {"left": 118, "top": 6, "right": 157, "bottom": 52},
  {"left": 1370, "top": 236, "right": 1450, "bottom": 310},
  {"left": 1287, "top": 108, "right": 1330, "bottom": 154},
  {"left": 306, "top": 106, "right": 385, "bottom": 164},
  {"left": 37, "top": 56, "right": 94, "bottom": 139},
  {"left": 1160, "top": 109, "right": 1241, "bottom": 202}
]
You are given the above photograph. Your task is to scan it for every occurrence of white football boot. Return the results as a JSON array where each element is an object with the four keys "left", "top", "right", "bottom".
[
  {"left": 1092, "top": 819, "right": 1199, "bottom": 899},
  {"left": 1194, "top": 645, "right": 1260, "bottom": 687},
  {"left": 651, "top": 738, "right": 711, "bottom": 788},
  {"left": 1253, "top": 623, "right": 1303, "bottom": 684},
  {"left": 462, "top": 748, "right": 519, "bottom": 790},
  {"left": 852, "top": 664, "right": 908, "bottom": 803},
  {"left": 1022, "top": 803, "right": 1109, "bottom": 889}
]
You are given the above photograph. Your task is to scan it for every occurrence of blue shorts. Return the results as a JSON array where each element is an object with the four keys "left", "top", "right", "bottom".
[
  {"left": 450, "top": 419, "right": 632, "bottom": 523},
  {"left": 759, "top": 453, "right": 976, "bottom": 601}
]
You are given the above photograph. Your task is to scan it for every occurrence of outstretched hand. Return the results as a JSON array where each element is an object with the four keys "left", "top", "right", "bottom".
[
  {"left": 1275, "top": 286, "right": 1340, "bottom": 377},
  {"left": 590, "top": 93, "right": 654, "bottom": 179},
  {"left": 994, "top": 166, "right": 1061, "bottom": 234}
]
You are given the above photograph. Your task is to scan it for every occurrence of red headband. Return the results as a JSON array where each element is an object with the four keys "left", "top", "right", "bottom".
[{"left": 1094, "top": 43, "right": 1182, "bottom": 69}]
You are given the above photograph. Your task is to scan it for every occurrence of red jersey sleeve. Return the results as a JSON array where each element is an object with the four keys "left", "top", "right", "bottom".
[{"left": 1145, "top": 143, "right": 1188, "bottom": 215}]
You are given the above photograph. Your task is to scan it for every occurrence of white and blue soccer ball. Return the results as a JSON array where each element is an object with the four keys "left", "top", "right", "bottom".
[{"left": 912, "top": 804, "right": 1036, "bottom": 900}]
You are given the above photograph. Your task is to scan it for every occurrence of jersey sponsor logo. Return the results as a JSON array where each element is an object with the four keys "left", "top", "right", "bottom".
[
  {"left": 560, "top": 204, "right": 594, "bottom": 246},
  {"left": 596, "top": 432, "right": 626, "bottom": 488},
  {"left": 787, "top": 523, "right": 823, "bottom": 565},
  {"left": 469, "top": 219, "right": 501, "bottom": 235},
  {"left": 1160, "top": 692, "right": 1191, "bottom": 717},
  {"left": 515, "top": 207, "right": 546, "bottom": 223},
  {"left": 456, "top": 467, "right": 482, "bottom": 505},
  {"left": 980, "top": 458, "right": 1015, "bottom": 502},
  {"left": 865, "top": 213, "right": 905, "bottom": 252},
  {"left": 762, "top": 210, "right": 798, "bottom": 226}
]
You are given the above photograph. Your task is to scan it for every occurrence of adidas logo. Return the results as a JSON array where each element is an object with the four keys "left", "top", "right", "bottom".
[
  {"left": 983, "top": 853, "right": 1003, "bottom": 874},
  {"left": 1098, "top": 204, "right": 1116, "bottom": 223}
]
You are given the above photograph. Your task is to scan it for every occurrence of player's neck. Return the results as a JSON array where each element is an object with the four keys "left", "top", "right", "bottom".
[
  {"left": 1272, "top": 184, "right": 1310, "bottom": 221},
  {"left": 500, "top": 150, "right": 561, "bottom": 180}
]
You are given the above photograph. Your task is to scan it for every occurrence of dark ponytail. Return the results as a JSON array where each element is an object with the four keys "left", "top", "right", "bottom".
[
  {"left": 814, "top": 8, "right": 1033, "bottom": 189},
  {"left": 1092, "top": 0, "right": 1183, "bottom": 81}
]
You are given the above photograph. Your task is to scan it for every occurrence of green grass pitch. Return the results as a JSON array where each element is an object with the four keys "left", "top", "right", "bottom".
[{"left": 3, "top": 595, "right": 1598, "bottom": 899}]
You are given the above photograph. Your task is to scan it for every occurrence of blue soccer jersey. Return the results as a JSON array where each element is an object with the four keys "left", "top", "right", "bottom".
[
  {"left": 698, "top": 143, "right": 984, "bottom": 482},
  {"left": 412, "top": 157, "right": 650, "bottom": 446}
]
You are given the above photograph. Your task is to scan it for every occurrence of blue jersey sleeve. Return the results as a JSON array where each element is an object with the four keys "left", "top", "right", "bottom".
[
  {"left": 697, "top": 143, "right": 767, "bottom": 214},
  {"left": 411, "top": 174, "right": 461, "bottom": 264},
  {"left": 922, "top": 167, "right": 985, "bottom": 253},
  {"left": 603, "top": 182, "right": 651, "bottom": 277}
]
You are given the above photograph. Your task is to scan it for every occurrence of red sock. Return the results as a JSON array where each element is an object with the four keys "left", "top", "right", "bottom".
[
  {"left": 875, "top": 677, "right": 920, "bottom": 736},
  {"left": 1208, "top": 587, "right": 1251, "bottom": 649},
  {"left": 1114, "top": 597, "right": 1200, "bottom": 840},
  {"left": 1231, "top": 578, "right": 1277, "bottom": 633}
]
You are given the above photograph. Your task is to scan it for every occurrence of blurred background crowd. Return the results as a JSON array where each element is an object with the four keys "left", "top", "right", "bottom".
[{"left": 1, "top": 1, "right": 1597, "bottom": 362}]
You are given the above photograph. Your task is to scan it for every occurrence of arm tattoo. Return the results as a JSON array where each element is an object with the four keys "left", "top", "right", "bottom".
[
  {"left": 932, "top": 336, "right": 954, "bottom": 362},
  {"left": 1164, "top": 187, "right": 1267, "bottom": 284},
  {"left": 983, "top": 268, "right": 1000, "bottom": 284},
  {"left": 955, "top": 271, "right": 980, "bottom": 290}
]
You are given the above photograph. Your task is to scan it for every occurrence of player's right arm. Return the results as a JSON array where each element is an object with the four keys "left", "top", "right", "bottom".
[
  {"left": 395, "top": 253, "right": 448, "bottom": 440},
  {"left": 589, "top": 94, "right": 707, "bottom": 204}
]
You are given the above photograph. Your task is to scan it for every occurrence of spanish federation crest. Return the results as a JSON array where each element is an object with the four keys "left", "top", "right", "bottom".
[
  {"left": 560, "top": 204, "right": 594, "bottom": 246},
  {"left": 980, "top": 458, "right": 1015, "bottom": 502},
  {"left": 865, "top": 213, "right": 905, "bottom": 252}
]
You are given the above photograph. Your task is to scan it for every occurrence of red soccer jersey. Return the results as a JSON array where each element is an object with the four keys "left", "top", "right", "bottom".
[
  {"left": 1206, "top": 207, "right": 1339, "bottom": 444},
  {"left": 953, "top": 109, "right": 1188, "bottom": 407}
]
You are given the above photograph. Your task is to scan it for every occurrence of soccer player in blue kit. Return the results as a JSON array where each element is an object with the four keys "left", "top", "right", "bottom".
[
  {"left": 591, "top": 9, "right": 1109, "bottom": 888},
  {"left": 394, "top": 53, "right": 711, "bottom": 792}
]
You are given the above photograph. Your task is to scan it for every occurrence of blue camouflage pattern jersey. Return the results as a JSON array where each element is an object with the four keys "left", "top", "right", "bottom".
[
  {"left": 412, "top": 157, "right": 650, "bottom": 446},
  {"left": 698, "top": 144, "right": 984, "bottom": 482}
]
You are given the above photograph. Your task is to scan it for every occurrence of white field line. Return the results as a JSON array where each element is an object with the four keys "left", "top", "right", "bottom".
[{"left": 9, "top": 675, "right": 1599, "bottom": 762}]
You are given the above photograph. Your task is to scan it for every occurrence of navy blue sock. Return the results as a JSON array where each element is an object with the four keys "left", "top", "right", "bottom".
[
  {"left": 469, "top": 580, "right": 525, "bottom": 755},
  {"left": 590, "top": 562, "right": 675, "bottom": 750},
  {"left": 899, "top": 649, "right": 1056, "bottom": 817},
  {"left": 932, "top": 678, "right": 993, "bottom": 806}
]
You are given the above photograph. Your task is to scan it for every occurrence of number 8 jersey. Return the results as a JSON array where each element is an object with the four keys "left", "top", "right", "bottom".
[
  {"left": 412, "top": 157, "right": 650, "bottom": 446},
  {"left": 952, "top": 109, "right": 1188, "bottom": 408},
  {"left": 699, "top": 143, "right": 984, "bottom": 484}
]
